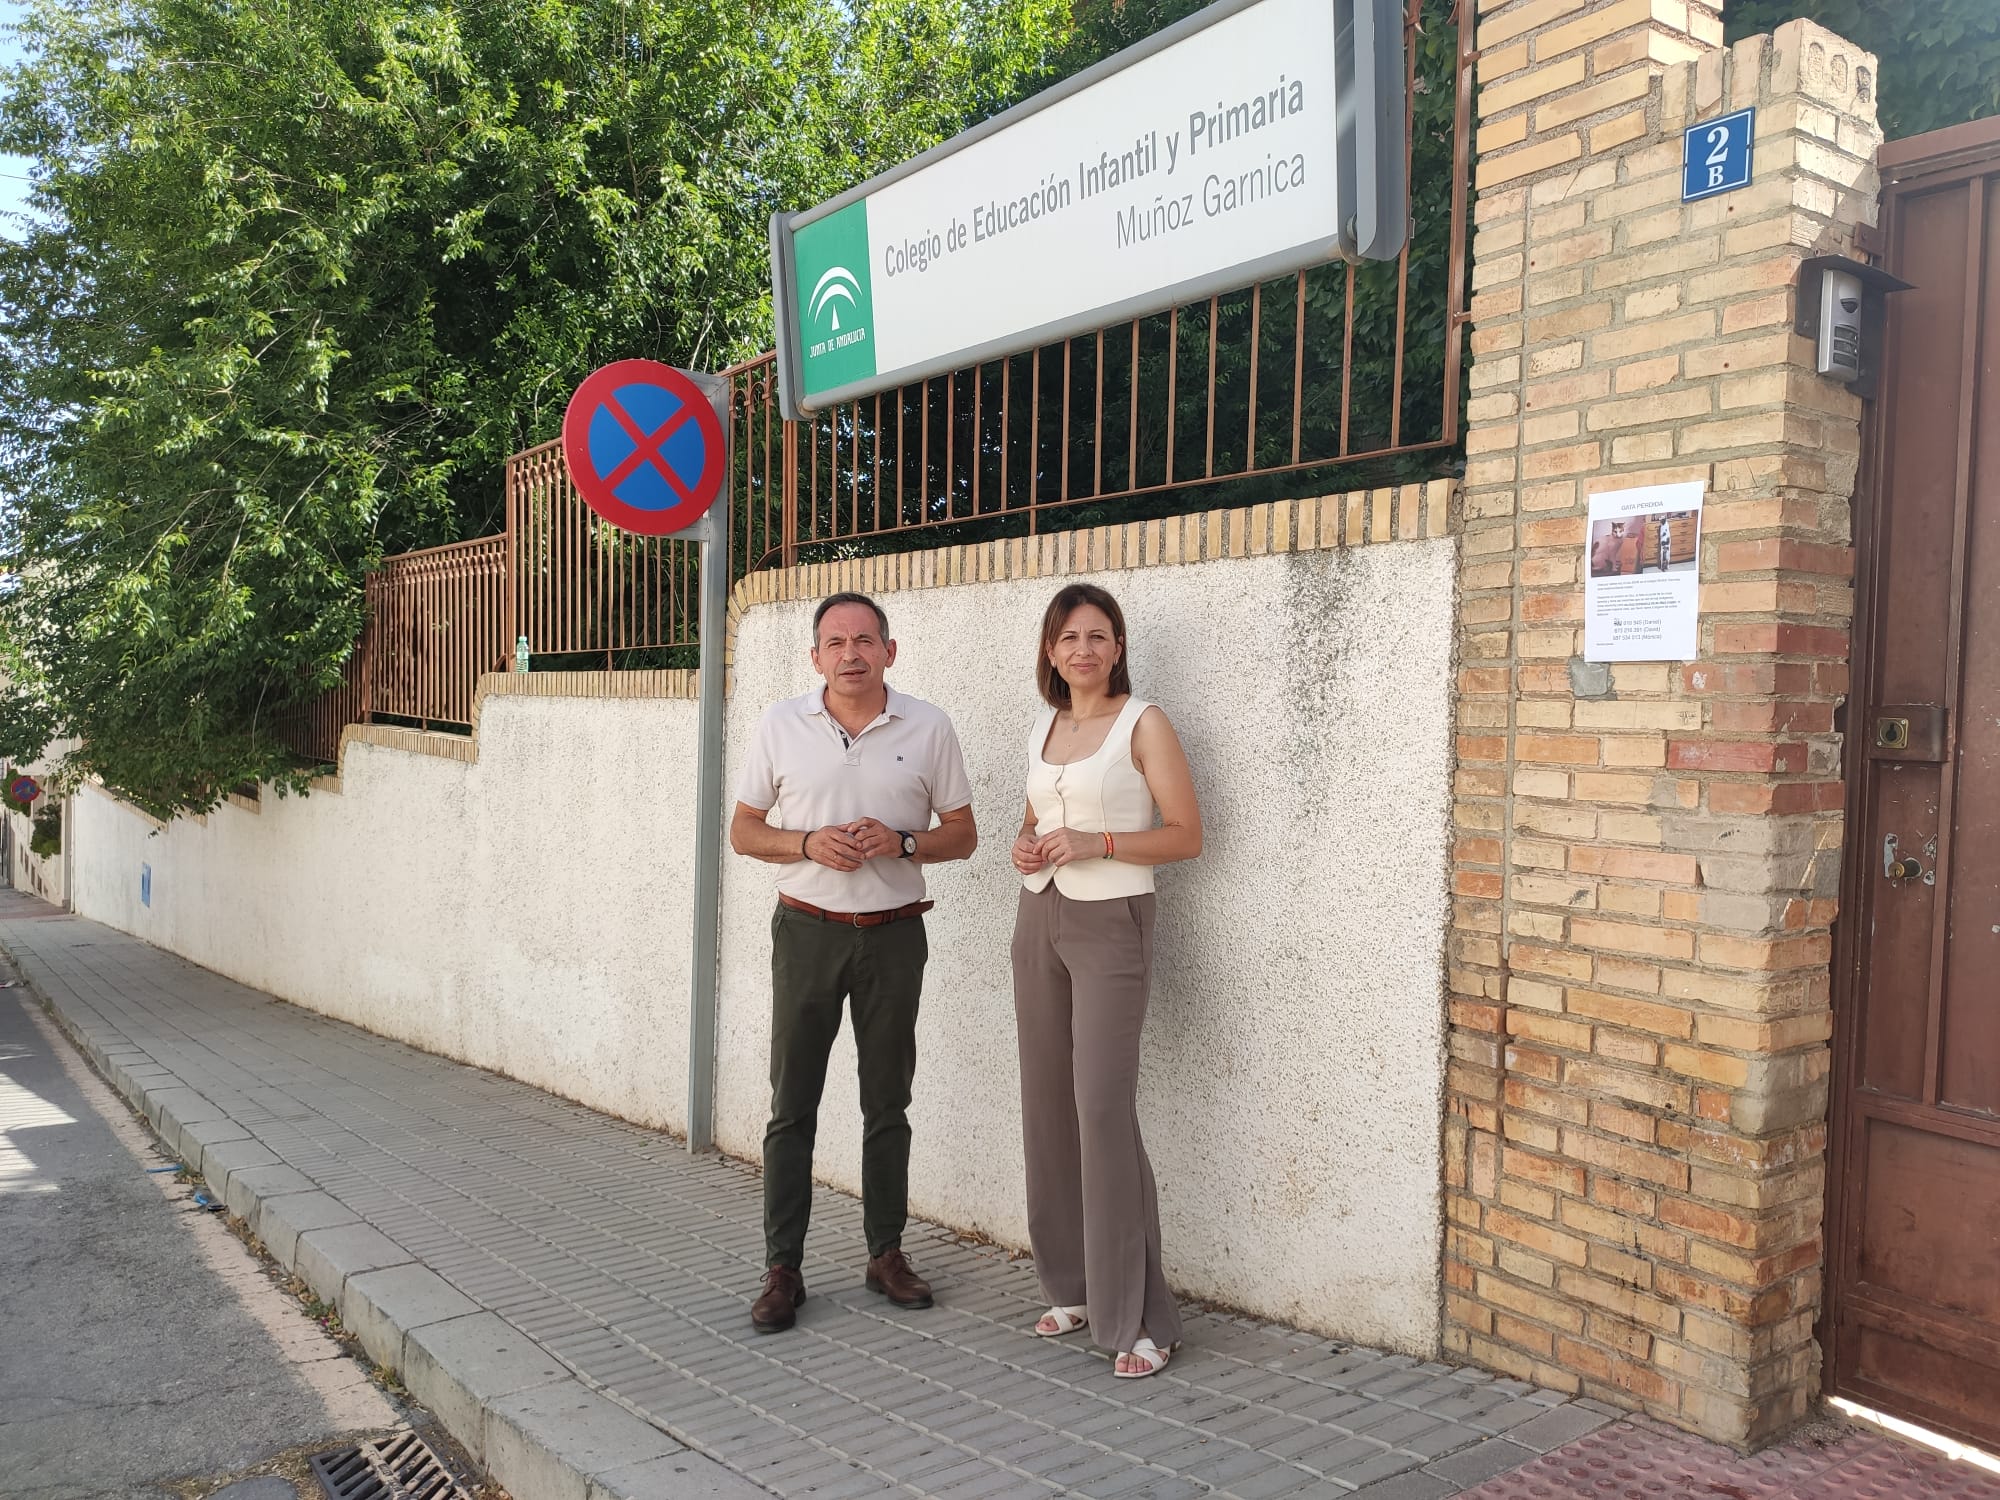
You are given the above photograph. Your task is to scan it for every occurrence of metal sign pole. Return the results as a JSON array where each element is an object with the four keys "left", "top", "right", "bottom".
[
  {"left": 557, "top": 357, "right": 732, "bottom": 1155},
  {"left": 685, "top": 377, "right": 730, "bottom": 1155}
]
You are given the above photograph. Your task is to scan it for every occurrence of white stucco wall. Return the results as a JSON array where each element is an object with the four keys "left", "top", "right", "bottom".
[
  {"left": 63, "top": 535, "right": 1456, "bottom": 1352},
  {"left": 717, "top": 541, "right": 1457, "bottom": 1352},
  {"left": 71, "top": 694, "right": 700, "bottom": 1132}
]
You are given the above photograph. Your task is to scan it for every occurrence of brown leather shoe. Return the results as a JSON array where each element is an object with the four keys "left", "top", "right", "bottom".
[
  {"left": 865, "top": 1246, "right": 933, "bottom": 1308},
  {"left": 751, "top": 1265, "right": 806, "bottom": 1333}
]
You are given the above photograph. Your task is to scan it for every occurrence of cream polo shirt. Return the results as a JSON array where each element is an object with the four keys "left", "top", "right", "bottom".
[{"left": 737, "top": 684, "right": 973, "bottom": 911}]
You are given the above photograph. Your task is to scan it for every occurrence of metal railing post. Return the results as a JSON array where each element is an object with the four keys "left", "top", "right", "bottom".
[
  {"left": 781, "top": 419, "right": 799, "bottom": 571},
  {"left": 504, "top": 455, "right": 519, "bottom": 669}
]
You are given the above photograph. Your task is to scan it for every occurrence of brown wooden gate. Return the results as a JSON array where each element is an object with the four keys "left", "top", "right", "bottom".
[{"left": 1828, "top": 114, "right": 2000, "bottom": 1451}]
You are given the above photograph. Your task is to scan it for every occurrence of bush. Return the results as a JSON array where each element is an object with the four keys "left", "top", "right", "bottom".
[{"left": 29, "top": 803, "right": 60, "bottom": 859}]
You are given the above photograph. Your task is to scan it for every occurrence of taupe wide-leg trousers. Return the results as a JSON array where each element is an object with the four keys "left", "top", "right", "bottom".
[{"left": 1011, "top": 883, "right": 1182, "bottom": 1356}]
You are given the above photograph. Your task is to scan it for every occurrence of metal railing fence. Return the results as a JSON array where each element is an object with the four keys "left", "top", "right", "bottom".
[
  {"left": 280, "top": 0, "right": 1471, "bottom": 763},
  {"left": 368, "top": 535, "right": 511, "bottom": 728},
  {"left": 278, "top": 535, "right": 509, "bottom": 763},
  {"left": 506, "top": 439, "right": 704, "bottom": 666}
]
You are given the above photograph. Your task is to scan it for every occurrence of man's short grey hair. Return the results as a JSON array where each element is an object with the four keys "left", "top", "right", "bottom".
[{"left": 813, "top": 591, "right": 889, "bottom": 642}]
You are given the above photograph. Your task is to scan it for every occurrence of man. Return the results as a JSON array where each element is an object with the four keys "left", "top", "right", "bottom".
[{"left": 729, "top": 592, "right": 978, "bottom": 1334}]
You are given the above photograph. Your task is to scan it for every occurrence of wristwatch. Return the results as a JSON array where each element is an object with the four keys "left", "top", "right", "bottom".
[{"left": 898, "top": 831, "right": 918, "bottom": 859}]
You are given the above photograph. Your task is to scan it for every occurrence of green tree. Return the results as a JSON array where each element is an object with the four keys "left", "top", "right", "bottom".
[
  {"left": 0, "top": 0, "right": 1069, "bottom": 817},
  {"left": 1725, "top": 0, "right": 2000, "bottom": 140}
]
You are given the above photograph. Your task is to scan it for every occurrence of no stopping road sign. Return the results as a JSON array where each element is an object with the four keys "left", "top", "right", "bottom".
[{"left": 561, "top": 359, "right": 728, "bottom": 536}]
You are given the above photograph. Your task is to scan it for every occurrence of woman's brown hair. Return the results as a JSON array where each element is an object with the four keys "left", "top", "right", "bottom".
[{"left": 1036, "top": 583, "right": 1133, "bottom": 707}]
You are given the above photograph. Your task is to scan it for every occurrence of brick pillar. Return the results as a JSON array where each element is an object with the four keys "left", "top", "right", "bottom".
[{"left": 1444, "top": 3, "right": 1882, "bottom": 1449}]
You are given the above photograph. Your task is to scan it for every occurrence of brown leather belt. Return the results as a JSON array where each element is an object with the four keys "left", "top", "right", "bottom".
[{"left": 778, "top": 894, "right": 934, "bottom": 928}]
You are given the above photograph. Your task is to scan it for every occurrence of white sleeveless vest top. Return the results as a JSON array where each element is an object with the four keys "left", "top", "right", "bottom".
[{"left": 1021, "top": 697, "right": 1156, "bottom": 900}]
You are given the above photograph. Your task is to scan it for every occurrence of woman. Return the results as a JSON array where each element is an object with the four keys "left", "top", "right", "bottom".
[{"left": 1009, "top": 582, "right": 1203, "bottom": 1379}]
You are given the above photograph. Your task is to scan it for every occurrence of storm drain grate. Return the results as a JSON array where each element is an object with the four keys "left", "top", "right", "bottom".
[{"left": 308, "top": 1432, "right": 472, "bottom": 1500}]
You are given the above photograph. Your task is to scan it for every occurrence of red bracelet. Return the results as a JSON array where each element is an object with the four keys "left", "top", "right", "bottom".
[{"left": 1102, "top": 832, "right": 1115, "bottom": 861}]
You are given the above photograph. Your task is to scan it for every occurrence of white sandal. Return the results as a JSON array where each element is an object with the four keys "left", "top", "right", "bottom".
[
  {"left": 1034, "top": 1304, "right": 1089, "bottom": 1337},
  {"left": 1113, "top": 1336, "right": 1179, "bottom": 1378}
]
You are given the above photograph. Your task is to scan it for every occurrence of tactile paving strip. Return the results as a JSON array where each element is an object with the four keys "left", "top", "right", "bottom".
[{"left": 1460, "top": 1416, "right": 2000, "bottom": 1500}]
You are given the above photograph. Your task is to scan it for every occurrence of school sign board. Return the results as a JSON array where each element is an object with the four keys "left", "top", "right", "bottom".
[{"left": 770, "top": 0, "right": 1407, "bottom": 419}]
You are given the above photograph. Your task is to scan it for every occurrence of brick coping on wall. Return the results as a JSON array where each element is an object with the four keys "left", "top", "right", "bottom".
[{"left": 275, "top": 481, "right": 1453, "bottom": 786}]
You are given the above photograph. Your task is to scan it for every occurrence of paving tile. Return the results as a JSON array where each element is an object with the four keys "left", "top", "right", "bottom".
[
  {"left": 906, "top": 1460, "right": 1006, "bottom": 1494},
  {"left": 931, "top": 1466, "right": 1059, "bottom": 1500},
  {"left": 1400, "top": 1421, "right": 1487, "bottom": 1460},
  {"left": 1296, "top": 1433, "right": 1389, "bottom": 1474},
  {"left": 4, "top": 912, "right": 1622, "bottom": 1500},
  {"left": 1066, "top": 1464, "right": 1165, "bottom": 1500},
  {"left": 1144, "top": 1434, "right": 1224, "bottom": 1473},
  {"left": 1422, "top": 1391, "right": 1507, "bottom": 1423},
  {"left": 1503, "top": 1401, "right": 1616, "bottom": 1453},
  {"left": 1178, "top": 1446, "right": 1286, "bottom": 1487},
  {"left": 1210, "top": 1463, "right": 1318, "bottom": 1500},
  {"left": 1036, "top": 1450, "right": 1135, "bottom": 1489},
  {"left": 982, "top": 1431, "right": 1071, "bottom": 1467},
  {"left": 739, "top": 1448, "right": 839, "bottom": 1487},
  {"left": 1009, "top": 1441, "right": 1111, "bottom": 1479},
  {"left": 849, "top": 1433, "right": 941, "bottom": 1471},
  {"left": 1467, "top": 1398, "right": 1552, "bottom": 1435},
  {"left": 1421, "top": 1435, "right": 1537, "bottom": 1487},
  {"left": 1326, "top": 1448, "right": 1424, "bottom": 1488},
  {"left": 1353, "top": 1368, "right": 1435, "bottom": 1401},
  {"left": 1354, "top": 1408, "right": 1444, "bottom": 1448},
  {"left": 1345, "top": 1473, "right": 1459, "bottom": 1500},
  {"left": 1284, "top": 1388, "right": 1377, "bottom": 1426},
  {"left": 1170, "top": 1394, "right": 1259, "bottom": 1427},
  {"left": 1258, "top": 1421, "right": 1350, "bottom": 1462}
]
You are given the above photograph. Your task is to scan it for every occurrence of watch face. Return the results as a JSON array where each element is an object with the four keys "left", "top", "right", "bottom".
[{"left": 901, "top": 833, "right": 918, "bottom": 856}]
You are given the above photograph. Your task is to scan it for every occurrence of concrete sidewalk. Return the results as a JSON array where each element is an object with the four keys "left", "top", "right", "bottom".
[{"left": 7, "top": 892, "right": 1995, "bottom": 1500}]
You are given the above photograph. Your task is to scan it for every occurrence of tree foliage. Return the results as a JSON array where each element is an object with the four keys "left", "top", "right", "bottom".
[
  {"left": 0, "top": 0, "right": 1069, "bottom": 816},
  {"left": 1725, "top": 0, "right": 2000, "bottom": 140}
]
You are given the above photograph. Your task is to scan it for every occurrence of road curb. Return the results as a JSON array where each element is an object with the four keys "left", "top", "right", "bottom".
[{"left": 7, "top": 940, "right": 772, "bottom": 1500}]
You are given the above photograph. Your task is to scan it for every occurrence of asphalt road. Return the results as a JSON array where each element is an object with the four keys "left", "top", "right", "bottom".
[{"left": 0, "top": 960, "right": 401, "bottom": 1500}]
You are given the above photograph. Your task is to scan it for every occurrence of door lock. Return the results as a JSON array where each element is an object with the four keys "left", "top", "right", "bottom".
[{"left": 1883, "top": 833, "right": 1923, "bottom": 882}]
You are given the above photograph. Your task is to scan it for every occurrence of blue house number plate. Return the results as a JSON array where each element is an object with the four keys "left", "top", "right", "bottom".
[{"left": 1683, "top": 107, "right": 1754, "bottom": 202}]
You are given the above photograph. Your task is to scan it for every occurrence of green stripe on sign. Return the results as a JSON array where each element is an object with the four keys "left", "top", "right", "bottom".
[{"left": 794, "top": 201, "right": 877, "bottom": 399}]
